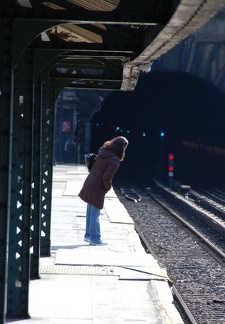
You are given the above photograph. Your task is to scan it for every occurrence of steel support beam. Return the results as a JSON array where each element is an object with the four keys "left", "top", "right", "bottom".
[
  {"left": 58, "top": 80, "right": 121, "bottom": 90},
  {"left": 30, "top": 77, "right": 43, "bottom": 279},
  {"left": 31, "top": 39, "right": 138, "bottom": 54},
  {"left": 1, "top": 0, "right": 170, "bottom": 25},
  {"left": 0, "top": 19, "right": 14, "bottom": 324},
  {"left": 7, "top": 49, "right": 34, "bottom": 318},
  {"left": 11, "top": 20, "right": 62, "bottom": 66},
  {"left": 40, "top": 79, "right": 56, "bottom": 256},
  {"left": 33, "top": 49, "right": 67, "bottom": 84}
]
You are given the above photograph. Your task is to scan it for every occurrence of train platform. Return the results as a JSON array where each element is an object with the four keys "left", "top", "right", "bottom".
[{"left": 10, "top": 165, "right": 184, "bottom": 324}]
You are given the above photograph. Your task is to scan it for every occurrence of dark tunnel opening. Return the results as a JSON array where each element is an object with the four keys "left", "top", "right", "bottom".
[{"left": 91, "top": 71, "right": 225, "bottom": 184}]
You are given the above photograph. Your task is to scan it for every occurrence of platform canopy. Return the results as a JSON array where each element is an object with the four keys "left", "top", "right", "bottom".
[{"left": 1, "top": 0, "right": 225, "bottom": 91}]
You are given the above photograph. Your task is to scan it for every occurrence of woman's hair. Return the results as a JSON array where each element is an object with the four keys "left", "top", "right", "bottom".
[{"left": 102, "top": 136, "right": 129, "bottom": 161}]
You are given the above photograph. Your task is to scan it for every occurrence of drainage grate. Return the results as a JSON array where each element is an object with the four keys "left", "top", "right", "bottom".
[{"left": 40, "top": 264, "right": 118, "bottom": 276}]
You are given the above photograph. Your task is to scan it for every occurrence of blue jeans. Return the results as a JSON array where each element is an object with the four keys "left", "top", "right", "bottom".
[{"left": 85, "top": 203, "right": 101, "bottom": 242}]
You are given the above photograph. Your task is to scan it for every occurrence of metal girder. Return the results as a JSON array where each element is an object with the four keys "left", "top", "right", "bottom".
[
  {"left": 11, "top": 20, "right": 62, "bottom": 66},
  {"left": 30, "top": 76, "right": 42, "bottom": 280},
  {"left": 0, "top": 19, "right": 14, "bottom": 324},
  {"left": 61, "top": 52, "right": 132, "bottom": 60},
  {"left": 33, "top": 49, "right": 67, "bottom": 84},
  {"left": 55, "top": 61, "right": 105, "bottom": 69},
  {"left": 40, "top": 79, "right": 56, "bottom": 256},
  {"left": 7, "top": 49, "right": 34, "bottom": 318},
  {"left": 55, "top": 78, "right": 121, "bottom": 94},
  {"left": 49, "top": 74, "right": 122, "bottom": 82},
  {"left": 53, "top": 57, "right": 122, "bottom": 67},
  {"left": 37, "top": 55, "right": 68, "bottom": 94},
  {"left": 31, "top": 38, "right": 138, "bottom": 55},
  {"left": 59, "top": 80, "right": 122, "bottom": 90},
  {"left": 49, "top": 60, "right": 123, "bottom": 82},
  {"left": 1, "top": 0, "right": 171, "bottom": 25},
  {"left": 55, "top": 56, "right": 123, "bottom": 65}
]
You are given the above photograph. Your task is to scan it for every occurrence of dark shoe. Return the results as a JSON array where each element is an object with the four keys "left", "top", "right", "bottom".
[{"left": 89, "top": 240, "right": 108, "bottom": 246}]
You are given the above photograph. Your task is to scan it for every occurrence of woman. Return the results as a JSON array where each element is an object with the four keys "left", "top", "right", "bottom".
[{"left": 79, "top": 136, "right": 129, "bottom": 246}]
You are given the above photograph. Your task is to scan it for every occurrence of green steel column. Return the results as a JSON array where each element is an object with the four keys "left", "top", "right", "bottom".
[
  {"left": 40, "top": 79, "right": 56, "bottom": 256},
  {"left": 0, "top": 19, "right": 14, "bottom": 324},
  {"left": 7, "top": 49, "right": 34, "bottom": 318},
  {"left": 30, "top": 77, "right": 42, "bottom": 279}
]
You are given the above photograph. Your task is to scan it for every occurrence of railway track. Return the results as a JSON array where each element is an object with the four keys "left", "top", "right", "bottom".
[
  {"left": 154, "top": 181, "right": 225, "bottom": 254},
  {"left": 115, "top": 181, "right": 225, "bottom": 323},
  {"left": 189, "top": 188, "right": 225, "bottom": 221},
  {"left": 119, "top": 186, "right": 142, "bottom": 203}
]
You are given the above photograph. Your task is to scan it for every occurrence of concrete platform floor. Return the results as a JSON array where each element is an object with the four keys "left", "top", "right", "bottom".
[{"left": 7, "top": 165, "right": 183, "bottom": 324}]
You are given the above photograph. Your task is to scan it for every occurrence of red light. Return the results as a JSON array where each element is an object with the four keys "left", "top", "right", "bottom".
[{"left": 168, "top": 153, "right": 174, "bottom": 177}]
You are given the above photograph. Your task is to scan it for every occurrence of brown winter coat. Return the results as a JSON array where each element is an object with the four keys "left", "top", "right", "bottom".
[{"left": 78, "top": 147, "right": 121, "bottom": 209}]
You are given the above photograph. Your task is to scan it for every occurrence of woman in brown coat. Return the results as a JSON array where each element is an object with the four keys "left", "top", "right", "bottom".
[{"left": 79, "top": 136, "right": 129, "bottom": 245}]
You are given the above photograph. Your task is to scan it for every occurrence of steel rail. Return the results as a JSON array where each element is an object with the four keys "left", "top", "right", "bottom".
[
  {"left": 134, "top": 222, "right": 198, "bottom": 324},
  {"left": 120, "top": 186, "right": 142, "bottom": 203},
  {"left": 150, "top": 192, "right": 225, "bottom": 264}
]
